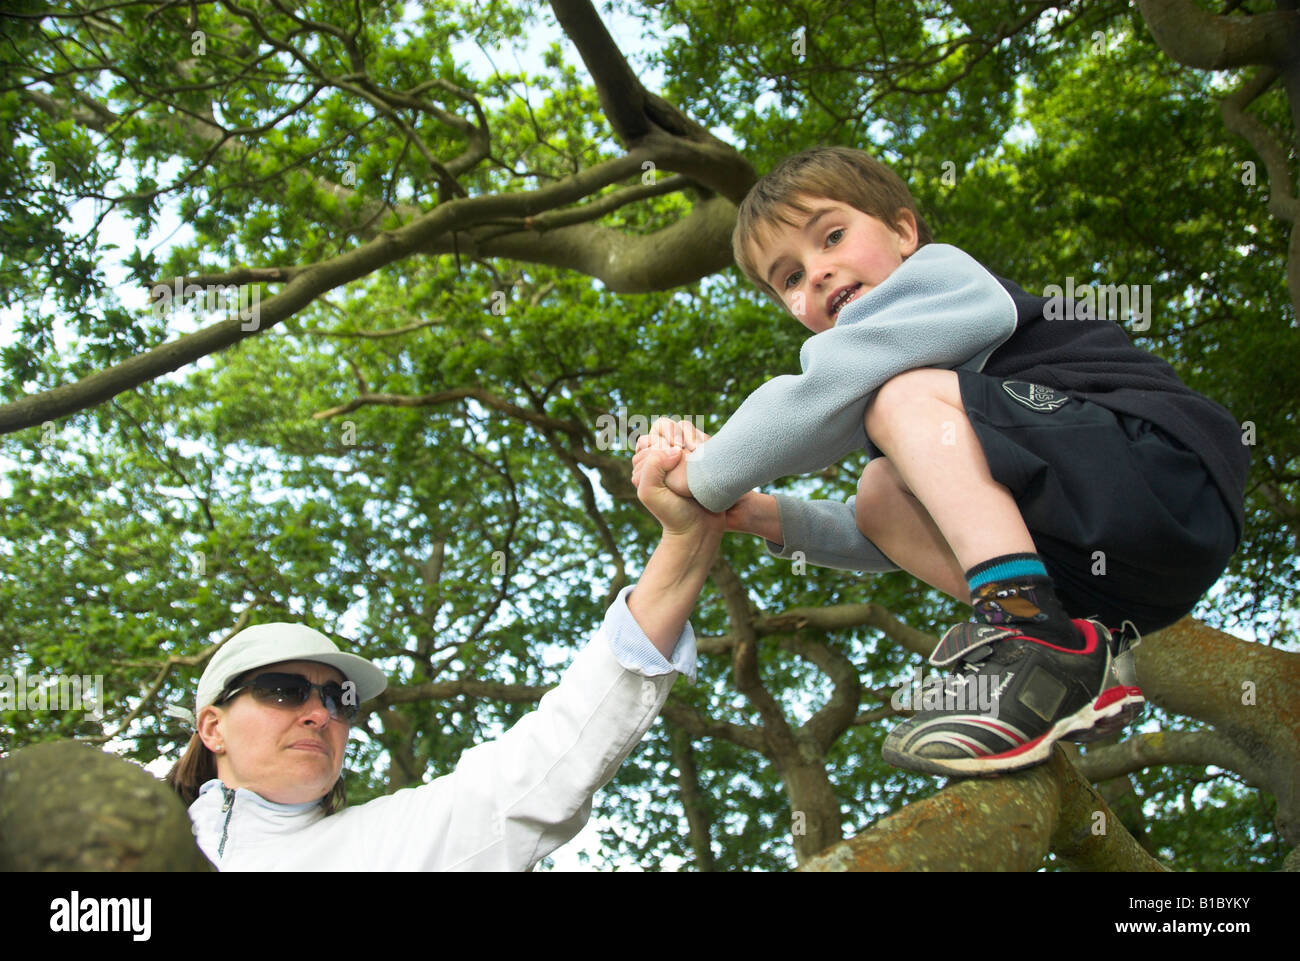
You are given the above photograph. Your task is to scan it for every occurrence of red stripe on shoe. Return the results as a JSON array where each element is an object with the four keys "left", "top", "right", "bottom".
[
  {"left": 986, "top": 731, "right": 1049, "bottom": 759},
  {"left": 1014, "top": 619, "right": 1101, "bottom": 656},
  {"left": 949, "top": 735, "right": 988, "bottom": 757},
  {"left": 1094, "top": 686, "right": 1144, "bottom": 710},
  {"left": 965, "top": 717, "right": 1027, "bottom": 744}
]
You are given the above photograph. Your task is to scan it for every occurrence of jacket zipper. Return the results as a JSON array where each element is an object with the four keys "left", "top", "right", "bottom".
[{"left": 218, "top": 785, "right": 236, "bottom": 858}]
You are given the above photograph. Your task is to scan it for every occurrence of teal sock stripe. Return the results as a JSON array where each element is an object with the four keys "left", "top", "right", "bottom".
[{"left": 967, "top": 558, "right": 1048, "bottom": 591}]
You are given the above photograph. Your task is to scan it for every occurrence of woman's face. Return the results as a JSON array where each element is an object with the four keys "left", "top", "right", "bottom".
[{"left": 198, "top": 659, "right": 350, "bottom": 805}]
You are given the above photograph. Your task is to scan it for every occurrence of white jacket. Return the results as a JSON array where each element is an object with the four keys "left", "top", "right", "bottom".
[{"left": 187, "top": 587, "right": 696, "bottom": 870}]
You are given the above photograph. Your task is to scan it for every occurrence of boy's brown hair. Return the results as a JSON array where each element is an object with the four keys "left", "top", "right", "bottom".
[{"left": 732, "top": 146, "right": 933, "bottom": 303}]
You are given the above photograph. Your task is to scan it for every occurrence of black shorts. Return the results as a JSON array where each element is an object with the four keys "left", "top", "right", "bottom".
[{"left": 956, "top": 369, "right": 1238, "bottom": 633}]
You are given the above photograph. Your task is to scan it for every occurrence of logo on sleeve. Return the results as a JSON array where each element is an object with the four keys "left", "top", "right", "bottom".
[{"left": 1002, "top": 381, "right": 1069, "bottom": 413}]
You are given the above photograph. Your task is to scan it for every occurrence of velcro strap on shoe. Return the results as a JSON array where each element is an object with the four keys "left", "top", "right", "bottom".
[{"left": 929, "top": 623, "right": 1019, "bottom": 667}]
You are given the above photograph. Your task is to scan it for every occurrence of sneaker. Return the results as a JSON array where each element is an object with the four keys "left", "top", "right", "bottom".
[
  {"left": 881, "top": 618, "right": 1145, "bottom": 777},
  {"left": 1065, "top": 619, "right": 1145, "bottom": 743}
]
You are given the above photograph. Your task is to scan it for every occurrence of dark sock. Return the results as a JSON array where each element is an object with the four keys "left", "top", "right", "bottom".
[{"left": 965, "top": 553, "right": 1083, "bottom": 649}]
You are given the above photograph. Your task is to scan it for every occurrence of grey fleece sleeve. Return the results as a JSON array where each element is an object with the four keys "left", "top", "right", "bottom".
[
  {"left": 684, "top": 244, "right": 1018, "bottom": 512},
  {"left": 764, "top": 494, "right": 901, "bottom": 573}
]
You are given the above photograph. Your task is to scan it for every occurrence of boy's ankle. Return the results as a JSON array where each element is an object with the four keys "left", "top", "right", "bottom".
[{"left": 966, "top": 553, "right": 1085, "bottom": 650}]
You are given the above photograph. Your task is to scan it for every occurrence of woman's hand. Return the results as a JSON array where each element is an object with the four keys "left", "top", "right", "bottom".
[
  {"left": 631, "top": 418, "right": 707, "bottom": 499},
  {"left": 632, "top": 444, "right": 724, "bottom": 540},
  {"left": 631, "top": 418, "right": 782, "bottom": 544},
  {"left": 626, "top": 437, "right": 724, "bottom": 657}
]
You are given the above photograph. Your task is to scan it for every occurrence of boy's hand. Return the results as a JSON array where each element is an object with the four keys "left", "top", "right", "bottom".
[{"left": 630, "top": 419, "right": 782, "bottom": 542}]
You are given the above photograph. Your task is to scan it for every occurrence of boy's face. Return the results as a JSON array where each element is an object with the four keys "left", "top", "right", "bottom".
[{"left": 754, "top": 197, "right": 919, "bottom": 333}]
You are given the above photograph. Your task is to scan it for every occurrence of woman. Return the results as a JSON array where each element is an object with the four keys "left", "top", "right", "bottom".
[{"left": 166, "top": 441, "right": 720, "bottom": 870}]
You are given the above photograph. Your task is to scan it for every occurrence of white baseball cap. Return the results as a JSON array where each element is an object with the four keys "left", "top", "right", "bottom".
[{"left": 183, "top": 622, "right": 388, "bottom": 724}]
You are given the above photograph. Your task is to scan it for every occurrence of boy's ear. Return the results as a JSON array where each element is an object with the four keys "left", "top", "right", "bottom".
[{"left": 894, "top": 208, "right": 920, "bottom": 257}]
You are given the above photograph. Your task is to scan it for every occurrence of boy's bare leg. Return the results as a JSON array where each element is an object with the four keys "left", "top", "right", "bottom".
[
  {"left": 864, "top": 369, "right": 1139, "bottom": 776},
  {"left": 855, "top": 458, "right": 968, "bottom": 602},
  {"left": 862, "top": 368, "right": 1036, "bottom": 573}
]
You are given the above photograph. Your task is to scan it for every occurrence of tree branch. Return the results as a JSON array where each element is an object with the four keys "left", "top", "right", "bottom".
[
  {"left": 1138, "top": 617, "right": 1300, "bottom": 845},
  {"left": 311, "top": 385, "right": 587, "bottom": 438},
  {"left": 0, "top": 149, "right": 656, "bottom": 436},
  {"left": 777, "top": 635, "right": 860, "bottom": 756},
  {"left": 1134, "top": 0, "right": 1300, "bottom": 69},
  {"left": 1219, "top": 68, "right": 1299, "bottom": 224},
  {"left": 665, "top": 721, "right": 717, "bottom": 870},
  {"left": 658, "top": 697, "right": 767, "bottom": 755},
  {"left": 426, "top": 194, "right": 739, "bottom": 293},
  {"left": 710, "top": 557, "right": 799, "bottom": 758},
  {"left": 1077, "top": 728, "right": 1272, "bottom": 790},
  {"left": 548, "top": 0, "right": 756, "bottom": 201},
  {"left": 801, "top": 746, "right": 1166, "bottom": 871}
]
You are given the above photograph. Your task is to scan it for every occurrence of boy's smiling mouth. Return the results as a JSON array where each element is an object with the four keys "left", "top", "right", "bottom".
[{"left": 827, "top": 283, "right": 862, "bottom": 320}]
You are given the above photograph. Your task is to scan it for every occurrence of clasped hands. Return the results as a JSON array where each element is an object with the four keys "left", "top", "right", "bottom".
[{"left": 631, "top": 419, "right": 775, "bottom": 541}]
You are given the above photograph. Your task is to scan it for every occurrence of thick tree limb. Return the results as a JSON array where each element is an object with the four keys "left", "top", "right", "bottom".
[
  {"left": 1135, "top": 0, "right": 1300, "bottom": 311},
  {"left": 549, "top": 0, "right": 756, "bottom": 201},
  {"left": 800, "top": 746, "right": 1166, "bottom": 872},
  {"left": 1049, "top": 748, "right": 1169, "bottom": 873},
  {"left": 1137, "top": 617, "right": 1300, "bottom": 845},
  {"left": 1134, "top": 0, "right": 1300, "bottom": 70},
  {"left": 0, "top": 742, "right": 211, "bottom": 871},
  {"left": 776, "top": 635, "right": 860, "bottom": 756},
  {"left": 0, "top": 148, "right": 656, "bottom": 436},
  {"left": 709, "top": 557, "right": 845, "bottom": 861},
  {"left": 429, "top": 195, "right": 740, "bottom": 293},
  {"left": 710, "top": 558, "right": 797, "bottom": 755},
  {"left": 1220, "top": 69, "right": 1298, "bottom": 223},
  {"left": 6, "top": 7, "right": 752, "bottom": 434}
]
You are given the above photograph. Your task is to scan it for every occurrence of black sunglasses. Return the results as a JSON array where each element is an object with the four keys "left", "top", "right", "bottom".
[{"left": 218, "top": 672, "right": 358, "bottom": 722}]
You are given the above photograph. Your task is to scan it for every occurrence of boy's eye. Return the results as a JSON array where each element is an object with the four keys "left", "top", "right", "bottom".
[
  {"left": 783, "top": 269, "right": 803, "bottom": 290},
  {"left": 827, "top": 228, "right": 844, "bottom": 246}
]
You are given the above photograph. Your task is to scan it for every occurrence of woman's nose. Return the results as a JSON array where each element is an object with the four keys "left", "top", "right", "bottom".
[{"left": 299, "top": 690, "right": 332, "bottom": 724}]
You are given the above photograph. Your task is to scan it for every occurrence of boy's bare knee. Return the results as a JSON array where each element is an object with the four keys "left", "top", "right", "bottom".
[
  {"left": 866, "top": 371, "right": 923, "bottom": 440},
  {"left": 865, "top": 368, "right": 962, "bottom": 444}
]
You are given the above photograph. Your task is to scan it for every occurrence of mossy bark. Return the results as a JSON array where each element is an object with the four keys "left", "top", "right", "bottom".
[{"left": 0, "top": 741, "right": 211, "bottom": 871}]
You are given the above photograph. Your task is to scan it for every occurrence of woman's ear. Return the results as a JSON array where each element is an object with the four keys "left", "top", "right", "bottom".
[
  {"left": 197, "top": 705, "right": 224, "bottom": 753},
  {"left": 894, "top": 208, "right": 919, "bottom": 257}
]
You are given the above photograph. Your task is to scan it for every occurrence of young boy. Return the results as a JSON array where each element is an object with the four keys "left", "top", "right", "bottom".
[{"left": 632, "top": 146, "right": 1248, "bottom": 777}]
